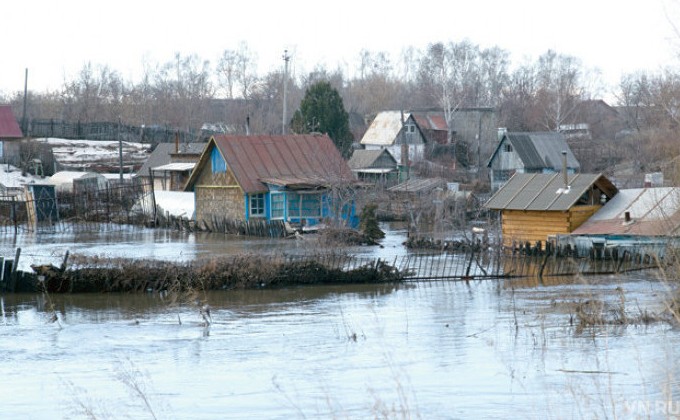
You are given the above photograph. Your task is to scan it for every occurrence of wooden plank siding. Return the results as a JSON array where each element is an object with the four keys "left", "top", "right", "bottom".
[
  {"left": 501, "top": 205, "right": 601, "bottom": 247},
  {"left": 194, "top": 161, "right": 245, "bottom": 228}
]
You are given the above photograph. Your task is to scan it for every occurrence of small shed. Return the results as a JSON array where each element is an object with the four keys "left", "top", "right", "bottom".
[
  {"left": 0, "top": 105, "right": 23, "bottom": 165},
  {"left": 384, "top": 177, "right": 448, "bottom": 219},
  {"left": 484, "top": 172, "right": 617, "bottom": 248},
  {"left": 49, "top": 171, "right": 108, "bottom": 194},
  {"left": 347, "top": 149, "right": 398, "bottom": 184},
  {"left": 151, "top": 162, "right": 196, "bottom": 191},
  {"left": 137, "top": 142, "right": 205, "bottom": 191}
]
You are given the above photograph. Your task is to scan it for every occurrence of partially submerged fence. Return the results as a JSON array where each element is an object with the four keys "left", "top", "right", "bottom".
[
  {"left": 0, "top": 179, "right": 155, "bottom": 234},
  {"left": 0, "top": 244, "right": 667, "bottom": 293},
  {"left": 253, "top": 245, "right": 662, "bottom": 282}
]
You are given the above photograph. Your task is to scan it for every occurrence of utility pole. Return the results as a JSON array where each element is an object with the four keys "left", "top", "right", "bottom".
[
  {"left": 282, "top": 50, "right": 290, "bottom": 135},
  {"left": 118, "top": 118, "right": 123, "bottom": 182},
  {"left": 22, "top": 69, "right": 28, "bottom": 136}
]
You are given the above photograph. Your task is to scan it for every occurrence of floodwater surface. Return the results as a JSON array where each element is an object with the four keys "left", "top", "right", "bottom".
[{"left": 0, "top": 227, "right": 679, "bottom": 418}]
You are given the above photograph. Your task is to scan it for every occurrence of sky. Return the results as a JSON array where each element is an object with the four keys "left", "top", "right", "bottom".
[{"left": 2, "top": 0, "right": 679, "bottom": 99}]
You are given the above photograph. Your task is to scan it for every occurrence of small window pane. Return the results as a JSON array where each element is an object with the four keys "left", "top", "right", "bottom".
[{"left": 250, "top": 193, "right": 265, "bottom": 217}]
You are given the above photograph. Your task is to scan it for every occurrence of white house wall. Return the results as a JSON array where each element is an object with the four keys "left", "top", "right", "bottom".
[{"left": 387, "top": 144, "right": 425, "bottom": 164}]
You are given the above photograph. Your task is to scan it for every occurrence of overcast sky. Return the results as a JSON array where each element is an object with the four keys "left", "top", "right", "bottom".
[{"left": 2, "top": 0, "right": 678, "bottom": 97}]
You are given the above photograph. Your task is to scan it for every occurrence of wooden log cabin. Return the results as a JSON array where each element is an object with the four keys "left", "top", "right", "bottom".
[{"left": 484, "top": 172, "right": 617, "bottom": 248}]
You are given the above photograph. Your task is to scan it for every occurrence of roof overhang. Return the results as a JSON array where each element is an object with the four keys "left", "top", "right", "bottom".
[
  {"left": 152, "top": 162, "right": 196, "bottom": 172},
  {"left": 352, "top": 168, "right": 396, "bottom": 174}
]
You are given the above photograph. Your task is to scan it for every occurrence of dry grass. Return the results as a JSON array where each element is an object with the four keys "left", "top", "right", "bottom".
[{"left": 53, "top": 252, "right": 407, "bottom": 293}]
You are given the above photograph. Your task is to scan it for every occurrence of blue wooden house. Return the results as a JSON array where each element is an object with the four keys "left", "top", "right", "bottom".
[{"left": 184, "top": 134, "right": 358, "bottom": 230}]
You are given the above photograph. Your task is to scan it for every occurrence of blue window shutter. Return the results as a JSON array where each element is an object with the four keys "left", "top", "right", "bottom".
[{"left": 211, "top": 147, "right": 226, "bottom": 173}]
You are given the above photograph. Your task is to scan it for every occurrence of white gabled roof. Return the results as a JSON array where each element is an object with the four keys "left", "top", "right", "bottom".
[{"left": 360, "top": 111, "right": 410, "bottom": 146}]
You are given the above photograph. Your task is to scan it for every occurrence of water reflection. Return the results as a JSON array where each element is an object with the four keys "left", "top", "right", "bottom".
[{"left": 0, "top": 276, "right": 678, "bottom": 418}]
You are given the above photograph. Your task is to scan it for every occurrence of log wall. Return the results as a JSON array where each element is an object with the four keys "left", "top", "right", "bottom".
[{"left": 501, "top": 205, "right": 601, "bottom": 247}]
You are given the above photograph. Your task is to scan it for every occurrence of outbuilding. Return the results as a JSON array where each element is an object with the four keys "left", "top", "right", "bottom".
[{"left": 484, "top": 172, "right": 617, "bottom": 248}]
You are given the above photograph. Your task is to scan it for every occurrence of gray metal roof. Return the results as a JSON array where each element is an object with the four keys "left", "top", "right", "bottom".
[
  {"left": 388, "top": 177, "right": 446, "bottom": 193},
  {"left": 488, "top": 132, "right": 580, "bottom": 170},
  {"left": 512, "top": 132, "right": 579, "bottom": 170},
  {"left": 347, "top": 149, "right": 396, "bottom": 170},
  {"left": 572, "top": 187, "right": 680, "bottom": 236},
  {"left": 484, "top": 172, "right": 615, "bottom": 211}
]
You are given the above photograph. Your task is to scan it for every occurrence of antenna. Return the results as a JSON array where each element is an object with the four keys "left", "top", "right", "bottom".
[{"left": 282, "top": 50, "right": 290, "bottom": 135}]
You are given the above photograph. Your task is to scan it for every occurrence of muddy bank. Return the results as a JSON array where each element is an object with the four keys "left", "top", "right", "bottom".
[{"left": 20, "top": 253, "right": 407, "bottom": 293}]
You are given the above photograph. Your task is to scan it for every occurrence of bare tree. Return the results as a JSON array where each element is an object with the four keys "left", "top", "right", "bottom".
[
  {"left": 533, "top": 50, "right": 589, "bottom": 131},
  {"left": 217, "top": 49, "right": 239, "bottom": 99},
  {"left": 235, "top": 42, "right": 259, "bottom": 100},
  {"left": 151, "top": 53, "right": 213, "bottom": 132}
]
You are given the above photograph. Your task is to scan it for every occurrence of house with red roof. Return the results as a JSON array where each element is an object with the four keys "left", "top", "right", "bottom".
[
  {"left": 0, "top": 105, "right": 23, "bottom": 164},
  {"left": 184, "top": 134, "right": 357, "bottom": 230}
]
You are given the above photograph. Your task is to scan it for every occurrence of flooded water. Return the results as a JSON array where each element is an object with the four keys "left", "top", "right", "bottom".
[{"left": 1, "top": 226, "right": 679, "bottom": 418}]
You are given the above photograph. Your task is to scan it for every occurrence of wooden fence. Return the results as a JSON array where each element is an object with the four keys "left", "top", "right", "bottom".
[
  {"left": 0, "top": 179, "right": 154, "bottom": 234},
  {"left": 265, "top": 246, "right": 662, "bottom": 282},
  {"left": 26, "top": 119, "right": 204, "bottom": 144},
  {"left": 0, "top": 244, "right": 666, "bottom": 293}
]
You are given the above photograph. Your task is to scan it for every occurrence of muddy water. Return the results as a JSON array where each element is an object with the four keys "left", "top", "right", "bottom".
[
  {"left": 0, "top": 226, "right": 679, "bottom": 418},
  {"left": 1, "top": 276, "right": 679, "bottom": 419}
]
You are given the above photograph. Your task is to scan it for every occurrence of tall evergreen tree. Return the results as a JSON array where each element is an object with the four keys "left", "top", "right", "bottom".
[{"left": 291, "top": 81, "right": 354, "bottom": 157}]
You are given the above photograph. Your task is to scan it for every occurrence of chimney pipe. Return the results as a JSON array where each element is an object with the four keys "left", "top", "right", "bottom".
[
  {"left": 246, "top": 115, "right": 250, "bottom": 136},
  {"left": 561, "top": 151, "right": 568, "bottom": 189},
  {"left": 175, "top": 131, "right": 179, "bottom": 153}
]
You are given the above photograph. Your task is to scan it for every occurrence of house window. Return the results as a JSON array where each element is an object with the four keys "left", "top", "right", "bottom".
[
  {"left": 250, "top": 193, "right": 265, "bottom": 217},
  {"left": 408, "top": 125, "right": 415, "bottom": 133},
  {"left": 271, "top": 193, "right": 285, "bottom": 219},
  {"left": 288, "top": 192, "right": 322, "bottom": 219},
  {"left": 503, "top": 143, "right": 513, "bottom": 153}
]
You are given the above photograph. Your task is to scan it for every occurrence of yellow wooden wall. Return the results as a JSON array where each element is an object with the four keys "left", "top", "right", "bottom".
[
  {"left": 501, "top": 205, "right": 601, "bottom": 247},
  {"left": 194, "top": 161, "right": 245, "bottom": 226}
]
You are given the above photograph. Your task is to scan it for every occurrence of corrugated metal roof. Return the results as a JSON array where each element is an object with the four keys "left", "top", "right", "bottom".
[
  {"left": 152, "top": 162, "right": 196, "bottom": 171},
  {"left": 411, "top": 112, "right": 448, "bottom": 131},
  {"left": 360, "top": 111, "right": 410, "bottom": 146},
  {"left": 572, "top": 187, "right": 680, "bottom": 236},
  {"left": 212, "top": 134, "right": 353, "bottom": 193},
  {"left": 487, "top": 132, "right": 580, "bottom": 170},
  {"left": 347, "top": 149, "right": 396, "bottom": 170},
  {"left": 388, "top": 177, "right": 446, "bottom": 193},
  {"left": 485, "top": 172, "right": 615, "bottom": 211},
  {"left": 509, "top": 132, "right": 579, "bottom": 170},
  {"left": 0, "top": 105, "right": 22, "bottom": 138}
]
